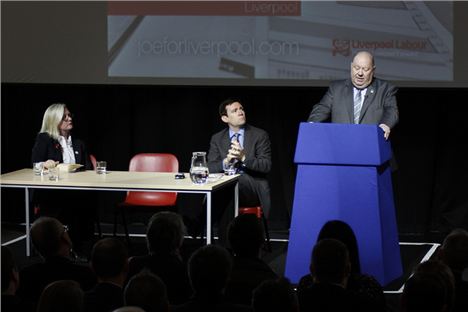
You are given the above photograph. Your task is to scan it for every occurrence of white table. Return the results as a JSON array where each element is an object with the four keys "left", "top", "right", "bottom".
[{"left": 0, "top": 169, "right": 239, "bottom": 255}]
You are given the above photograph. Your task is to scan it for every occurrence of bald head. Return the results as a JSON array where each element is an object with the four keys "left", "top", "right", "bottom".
[
  {"left": 31, "top": 217, "right": 69, "bottom": 258},
  {"left": 351, "top": 51, "right": 375, "bottom": 89}
]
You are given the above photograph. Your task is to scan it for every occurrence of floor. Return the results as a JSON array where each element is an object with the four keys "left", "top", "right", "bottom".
[{"left": 2, "top": 222, "right": 440, "bottom": 312}]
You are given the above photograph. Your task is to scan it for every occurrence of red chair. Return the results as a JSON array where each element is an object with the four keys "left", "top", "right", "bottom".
[
  {"left": 239, "top": 206, "right": 272, "bottom": 251},
  {"left": 114, "top": 153, "right": 179, "bottom": 242}
]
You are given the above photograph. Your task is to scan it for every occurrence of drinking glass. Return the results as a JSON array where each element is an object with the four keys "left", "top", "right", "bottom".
[
  {"left": 224, "top": 161, "right": 237, "bottom": 176},
  {"left": 33, "top": 162, "right": 44, "bottom": 176},
  {"left": 96, "top": 161, "right": 107, "bottom": 174},
  {"left": 48, "top": 167, "right": 59, "bottom": 181}
]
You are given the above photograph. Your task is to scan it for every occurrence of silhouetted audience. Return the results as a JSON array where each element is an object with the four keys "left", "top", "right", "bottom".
[
  {"left": 401, "top": 272, "right": 448, "bottom": 312},
  {"left": 36, "top": 280, "right": 84, "bottom": 312},
  {"left": 252, "top": 277, "right": 299, "bottom": 312},
  {"left": 173, "top": 244, "right": 252, "bottom": 312},
  {"left": 127, "top": 211, "right": 191, "bottom": 304},
  {"left": 17, "top": 217, "right": 96, "bottom": 310},
  {"left": 112, "top": 307, "right": 145, "bottom": 312},
  {"left": 225, "top": 214, "right": 277, "bottom": 305},
  {"left": 2, "top": 245, "right": 29, "bottom": 312},
  {"left": 84, "top": 238, "right": 128, "bottom": 312},
  {"left": 124, "top": 271, "right": 169, "bottom": 312},
  {"left": 437, "top": 228, "right": 468, "bottom": 312},
  {"left": 297, "top": 238, "right": 352, "bottom": 312},
  {"left": 298, "top": 220, "right": 385, "bottom": 311},
  {"left": 414, "top": 260, "right": 455, "bottom": 311}
]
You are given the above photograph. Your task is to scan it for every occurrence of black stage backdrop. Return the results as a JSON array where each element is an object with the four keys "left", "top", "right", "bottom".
[{"left": 2, "top": 83, "right": 467, "bottom": 239}]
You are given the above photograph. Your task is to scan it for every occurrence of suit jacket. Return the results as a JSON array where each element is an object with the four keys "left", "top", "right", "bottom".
[
  {"left": 207, "top": 124, "right": 272, "bottom": 217},
  {"left": 308, "top": 78, "right": 399, "bottom": 128},
  {"left": 84, "top": 282, "right": 124, "bottom": 312},
  {"left": 31, "top": 132, "right": 92, "bottom": 170}
]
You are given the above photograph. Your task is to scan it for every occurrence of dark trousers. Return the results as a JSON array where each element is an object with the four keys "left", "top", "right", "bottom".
[{"left": 188, "top": 174, "right": 262, "bottom": 246}]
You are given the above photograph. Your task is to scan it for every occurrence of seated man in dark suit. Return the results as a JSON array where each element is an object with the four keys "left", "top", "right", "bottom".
[
  {"left": 84, "top": 238, "right": 128, "bottom": 312},
  {"left": 205, "top": 98, "right": 272, "bottom": 243},
  {"left": 18, "top": 217, "right": 96, "bottom": 310}
]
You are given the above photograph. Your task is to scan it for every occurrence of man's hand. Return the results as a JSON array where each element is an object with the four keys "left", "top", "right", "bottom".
[
  {"left": 379, "top": 124, "right": 391, "bottom": 140},
  {"left": 228, "top": 140, "right": 246, "bottom": 162}
]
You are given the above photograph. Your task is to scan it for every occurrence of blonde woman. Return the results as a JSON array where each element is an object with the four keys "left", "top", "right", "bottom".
[
  {"left": 32, "top": 103, "right": 92, "bottom": 170},
  {"left": 31, "top": 103, "right": 94, "bottom": 255}
]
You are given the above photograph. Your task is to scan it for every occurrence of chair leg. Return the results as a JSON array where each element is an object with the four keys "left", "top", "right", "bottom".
[{"left": 262, "top": 214, "right": 272, "bottom": 252}]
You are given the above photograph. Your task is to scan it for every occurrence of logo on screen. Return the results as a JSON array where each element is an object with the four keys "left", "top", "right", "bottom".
[{"left": 332, "top": 39, "right": 351, "bottom": 56}]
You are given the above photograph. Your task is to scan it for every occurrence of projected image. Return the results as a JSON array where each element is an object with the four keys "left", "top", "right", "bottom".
[{"left": 107, "top": 1, "right": 453, "bottom": 82}]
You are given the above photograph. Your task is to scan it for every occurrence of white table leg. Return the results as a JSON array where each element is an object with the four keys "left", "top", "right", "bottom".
[
  {"left": 25, "top": 188, "right": 31, "bottom": 257},
  {"left": 206, "top": 192, "right": 211, "bottom": 244}
]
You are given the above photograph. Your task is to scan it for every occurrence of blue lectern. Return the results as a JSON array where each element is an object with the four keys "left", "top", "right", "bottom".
[{"left": 285, "top": 122, "right": 402, "bottom": 286}]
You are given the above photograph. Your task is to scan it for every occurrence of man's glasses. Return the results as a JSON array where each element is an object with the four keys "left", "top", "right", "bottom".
[{"left": 62, "top": 113, "right": 73, "bottom": 121}]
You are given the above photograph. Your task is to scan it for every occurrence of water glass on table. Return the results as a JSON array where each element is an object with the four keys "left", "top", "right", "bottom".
[
  {"left": 33, "top": 162, "right": 44, "bottom": 176},
  {"left": 48, "top": 167, "right": 59, "bottom": 181},
  {"left": 96, "top": 161, "right": 107, "bottom": 174},
  {"left": 224, "top": 161, "right": 237, "bottom": 176}
]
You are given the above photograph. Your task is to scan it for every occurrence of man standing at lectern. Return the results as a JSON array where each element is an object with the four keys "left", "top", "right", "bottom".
[{"left": 308, "top": 50, "right": 399, "bottom": 140}]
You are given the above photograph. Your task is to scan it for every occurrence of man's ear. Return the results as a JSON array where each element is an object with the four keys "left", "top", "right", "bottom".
[{"left": 221, "top": 115, "right": 229, "bottom": 123}]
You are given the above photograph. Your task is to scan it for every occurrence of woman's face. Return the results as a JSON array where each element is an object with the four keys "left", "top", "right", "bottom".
[{"left": 59, "top": 107, "right": 73, "bottom": 135}]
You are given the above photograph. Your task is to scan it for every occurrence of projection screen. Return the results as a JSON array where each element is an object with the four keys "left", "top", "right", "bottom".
[{"left": 2, "top": 1, "right": 468, "bottom": 87}]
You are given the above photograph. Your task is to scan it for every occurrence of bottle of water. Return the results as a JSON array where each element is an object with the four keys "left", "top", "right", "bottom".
[{"left": 190, "top": 152, "right": 209, "bottom": 184}]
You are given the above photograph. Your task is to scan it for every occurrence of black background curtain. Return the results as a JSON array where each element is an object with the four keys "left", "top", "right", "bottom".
[{"left": 2, "top": 83, "right": 467, "bottom": 237}]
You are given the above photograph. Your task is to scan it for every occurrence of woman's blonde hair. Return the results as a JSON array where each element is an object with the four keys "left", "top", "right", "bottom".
[{"left": 39, "top": 103, "right": 66, "bottom": 140}]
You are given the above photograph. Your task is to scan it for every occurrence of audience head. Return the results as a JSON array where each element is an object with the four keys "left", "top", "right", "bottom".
[
  {"left": 90, "top": 238, "right": 128, "bottom": 282},
  {"left": 36, "top": 280, "right": 84, "bottom": 312},
  {"left": 310, "top": 238, "right": 351, "bottom": 286},
  {"left": 413, "top": 260, "right": 455, "bottom": 311},
  {"left": 317, "top": 220, "right": 361, "bottom": 274},
  {"left": 228, "top": 214, "right": 265, "bottom": 257},
  {"left": 188, "top": 244, "right": 232, "bottom": 296},
  {"left": 401, "top": 272, "right": 448, "bottom": 312},
  {"left": 438, "top": 228, "right": 468, "bottom": 272},
  {"left": 146, "top": 211, "right": 185, "bottom": 256},
  {"left": 252, "top": 277, "right": 299, "bottom": 312},
  {"left": 40, "top": 103, "right": 72, "bottom": 140},
  {"left": 30, "top": 217, "right": 72, "bottom": 258},
  {"left": 1, "top": 246, "right": 19, "bottom": 295},
  {"left": 112, "top": 307, "right": 146, "bottom": 312},
  {"left": 124, "top": 271, "right": 169, "bottom": 312}
]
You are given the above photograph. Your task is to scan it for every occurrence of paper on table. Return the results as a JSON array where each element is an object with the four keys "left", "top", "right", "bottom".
[{"left": 57, "top": 163, "right": 84, "bottom": 172}]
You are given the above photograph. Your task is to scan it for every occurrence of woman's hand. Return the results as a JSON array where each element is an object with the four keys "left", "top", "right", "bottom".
[{"left": 44, "top": 160, "right": 59, "bottom": 169}]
